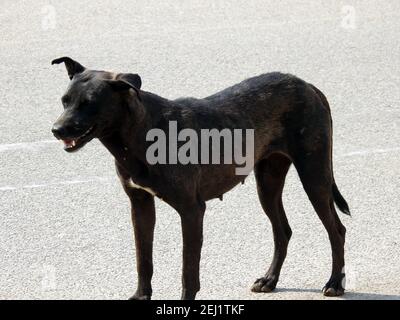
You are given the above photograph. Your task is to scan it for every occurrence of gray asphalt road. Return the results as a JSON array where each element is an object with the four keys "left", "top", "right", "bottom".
[{"left": 1, "top": 0, "right": 399, "bottom": 300}]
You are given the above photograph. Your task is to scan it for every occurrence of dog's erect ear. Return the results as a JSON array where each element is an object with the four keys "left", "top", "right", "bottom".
[
  {"left": 51, "top": 57, "right": 86, "bottom": 80},
  {"left": 106, "top": 79, "right": 141, "bottom": 101},
  {"left": 116, "top": 73, "right": 142, "bottom": 89}
]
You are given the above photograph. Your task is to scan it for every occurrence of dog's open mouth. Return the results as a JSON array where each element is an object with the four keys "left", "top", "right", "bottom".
[{"left": 62, "top": 125, "right": 96, "bottom": 152}]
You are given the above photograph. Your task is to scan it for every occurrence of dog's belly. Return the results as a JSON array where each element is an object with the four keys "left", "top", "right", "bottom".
[{"left": 199, "top": 164, "right": 247, "bottom": 201}]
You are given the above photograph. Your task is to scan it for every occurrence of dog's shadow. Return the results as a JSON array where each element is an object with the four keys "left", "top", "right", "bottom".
[{"left": 275, "top": 288, "right": 400, "bottom": 300}]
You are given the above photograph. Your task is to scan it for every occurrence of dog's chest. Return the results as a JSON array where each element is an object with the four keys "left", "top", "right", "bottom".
[{"left": 127, "top": 178, "right": 157, "bottom": 196}]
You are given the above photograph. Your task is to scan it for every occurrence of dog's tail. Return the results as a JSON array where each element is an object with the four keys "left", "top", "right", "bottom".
[{"left": 309, "top": 83, "right": 351, "bottom": 216}]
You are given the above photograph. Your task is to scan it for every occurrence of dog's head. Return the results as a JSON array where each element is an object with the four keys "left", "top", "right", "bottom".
[{"left": 51, "top": 57, "right": 142, "bottom": 152}]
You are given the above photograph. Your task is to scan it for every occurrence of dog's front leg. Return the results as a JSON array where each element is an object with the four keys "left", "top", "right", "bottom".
[
  {"left": 178, "top": 201, "right": 206, "bottom": 300},
  {"left": 128, "top": 189, "right": 156, "bottom": 300}
]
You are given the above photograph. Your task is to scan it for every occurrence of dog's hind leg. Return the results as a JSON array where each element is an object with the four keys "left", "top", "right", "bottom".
[
  {"left": 252, "top": 153, "right": 292, "bottom": 293},
  {"left": 293, "top": 152, "right": 346, "bottom": 297}
]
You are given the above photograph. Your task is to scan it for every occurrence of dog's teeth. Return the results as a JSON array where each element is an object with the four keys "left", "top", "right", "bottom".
[
  {"left": 63, "top": 139, "right": 72, "bottom": 147},
  {"left": 72, "top": 140, "right": 76, "bottom": 147}
]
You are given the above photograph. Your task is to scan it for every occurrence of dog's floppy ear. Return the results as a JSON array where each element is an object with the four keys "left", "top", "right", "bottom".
[
  {"left": 116, "top": 73, "right": 142, "bottom": 89},
  {"left": 106, "top": 78, "right": 141, "bottom": 101},
  {"left": 51, "top": 57, "right": 86, "bottom": 80}
]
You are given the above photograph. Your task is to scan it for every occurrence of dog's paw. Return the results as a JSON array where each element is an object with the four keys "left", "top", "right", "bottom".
[
  {"left": 251, "top": 275, "right": 278, "bottom": 293},
  {"left": 129, "top": 293, "right": 151, "bottom": 300},
  {"left": 322, "top": 274, "right": 345, "bottom": 297}
]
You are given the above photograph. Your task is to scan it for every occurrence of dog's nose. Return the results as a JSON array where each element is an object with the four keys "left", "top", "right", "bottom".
[{"left": 51, "top": 124, "right": 66, "bottom": 139}]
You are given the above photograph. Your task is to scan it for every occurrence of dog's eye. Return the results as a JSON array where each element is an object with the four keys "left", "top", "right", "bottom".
[{"left": 61, "top": 96, "right": 70, "bottom": 106}]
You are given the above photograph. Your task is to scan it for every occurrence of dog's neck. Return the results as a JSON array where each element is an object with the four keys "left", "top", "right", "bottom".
[
  {"left": 99, "top": 91, "right": 171, "bottom": 178},
  {"left": 100, "top": 115, "right": 148, "bottom": 172}
]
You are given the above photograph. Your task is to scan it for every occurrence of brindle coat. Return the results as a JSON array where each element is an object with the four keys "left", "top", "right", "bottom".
[{"left": 51, "top": 57, "right": 350, "bottom": 300}]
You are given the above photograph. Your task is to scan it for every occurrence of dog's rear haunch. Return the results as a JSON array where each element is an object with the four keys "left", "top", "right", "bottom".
[{"left": 51, "top": 57, "right": 350, "bottom": 300}]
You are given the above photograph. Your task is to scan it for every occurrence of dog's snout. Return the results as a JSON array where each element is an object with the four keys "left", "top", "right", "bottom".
[{"left": 51, "top": 123, "right": 66, "bottom": 139}]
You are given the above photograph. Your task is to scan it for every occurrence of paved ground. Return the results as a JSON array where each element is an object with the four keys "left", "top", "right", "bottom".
[{"left": 0, "top": 0, "right": 399, "bottom": 300}]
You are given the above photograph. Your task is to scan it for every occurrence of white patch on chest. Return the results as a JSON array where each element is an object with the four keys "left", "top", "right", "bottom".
[{"left": 127, "top": 178, "right": 156, "bottom": 196}]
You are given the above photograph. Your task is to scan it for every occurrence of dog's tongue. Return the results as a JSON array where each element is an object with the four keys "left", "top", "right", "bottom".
[{"left": 63, "top": 139, "right": 76, "bottom": 148}]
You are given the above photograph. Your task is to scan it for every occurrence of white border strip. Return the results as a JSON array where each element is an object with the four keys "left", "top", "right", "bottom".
[
  {"left": 0, "top": 140, "right": 57, "bottom": 152},
  {"left": 340, "top": 147, "right": 400, "bottom": 157}
]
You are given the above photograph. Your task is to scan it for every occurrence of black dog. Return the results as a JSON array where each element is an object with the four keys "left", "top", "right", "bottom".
[{"left": 51, "top": 57, "right": 350, "bottom": 300}]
